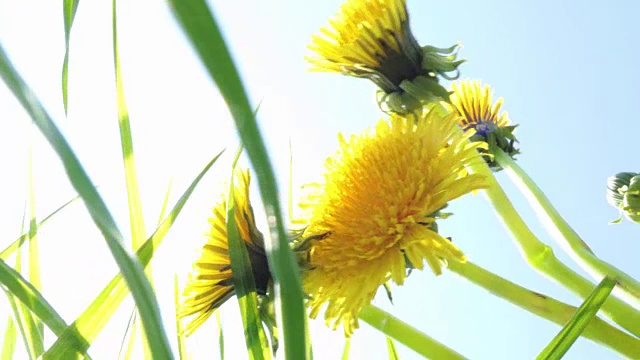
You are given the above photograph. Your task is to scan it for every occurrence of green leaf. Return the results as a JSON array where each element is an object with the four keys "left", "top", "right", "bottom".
[
  {"left": 62, "top": 0, "right": 80, "bottom": 114},
  {"left": 44, "top": 151, "right": 223, "bottom": 358},
  {"left": 227, "top": 149, "right": 271, "bottom": 360},
  {"left": 27, "top": 148, "right": 44, "bottom": 357},
  {"left": 167, "top": 2, "right": 307, "bottom": 358},
  {"left": 386, "top": 338, "right": 400, "bottom": 360},
  {"left": 173, "top": 275, "right": 188, "bottom": 360},
  {"left": 0, "top": 42, "right": 172, "bottom": 360},
  {"left": 0, "top": 259, "right": 86, "bottom": 348},
  {"left": 1, "top": 315, "right": 17, "bottom": 360},
  {"left": 341, "top": 338, "right": 351, "bottom": 360},
  {"left": 537, "top": 276, "right": 617, "bottom": 360},
  {"left": 112, "top": 1, "right": 152, "bottom": 357},
  {"left": 0, "top": 195, "right": 80, "bottom": 260},
  {"left": 217, "top": 310, "right": 224, "bottom": 360}
]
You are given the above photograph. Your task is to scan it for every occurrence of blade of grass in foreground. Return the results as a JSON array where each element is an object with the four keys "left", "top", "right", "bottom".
[
  {"left": 1, "top": 315, "right": 17, "bottom": 360},
  {"left": 341, "top": 338, "right": 350, "bottom": 360},
  {"left": 537, "top": 276, "right": 617, "bottom": 360},
  {"left": 217, "top": 310, "right": 224, "bottom": 360},
  {"left": 44, "top": 152, "right": 223, "bottom": 358},
  {"left": 62, "top": 0, "right": 80, "bottom": 114},
  {"left": 0, "top": 43, "right": 172, "bottom": 360},
  {"left": 173, "top": 275, "right": 188, "bottom": 360},
  {"left": 227, "top": 149, "right": 271, "bottom": 360},
  {"left": 27, "top": 149, "right": 44, "bottom": 357},
  {"left": 112, "top": 1, "right": 152, "bottom": 357},
  {"left": 167, "top": 2, "right": 307, "bottom": 358},
  {"left": 0, "top": 196, "right": 80, "bottom": 260},
  {"left": 386, "top": 337, "right": 399, "bottom": 360}
]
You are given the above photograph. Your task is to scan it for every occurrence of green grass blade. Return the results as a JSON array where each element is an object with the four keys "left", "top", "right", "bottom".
[
  {"left": 27, "top": 149, "right": 44, "bottom": 357},
  {"left": 112, "top": 0, "right": 146, "bottom": 252},
  {"left": 44, "top": 152, "right": 223, "bottom": 358},
  {"left": 0, "top": 42, "right": 172, "bottom": 360},
  {"left": 173, "top": 275, "right": 188, "bottom": 360},
  {"left": 537, "top": 276, "right": 617, "bottom": 360},
  {"left": 341, "top": 339, "right": 351, "bottom": 360},
  {"left": 117, "top": 310, "right": 137, "bottom": 360},
  {"left": 167, "top": 3, "right": 307, "bottom": 358},
  {"left": 112, "top": 1, "right": 151, "bottom": 357},
  {"left": 1, "top": 315, "right": 17, "bottom": 360},
  {"left": 9, "top": 205, "right": 38, "bottom": 360},
  {"left": 0, "top": 259, "right": 85, "bottom": 343},
  {"left": 0, "top": 195, "right": 80, "bottom": 260},
  {"left": 217, "top": 310, "right": 224, "bottom": 360},
  {"left": 62, "top": 0, "right": 79, "bottom": 114},
  {"left": 386, "top": 338, "right": 399, "bottom": 360},
  {"left": 227, "top": 149, "right": 270, "bottom": 360}
]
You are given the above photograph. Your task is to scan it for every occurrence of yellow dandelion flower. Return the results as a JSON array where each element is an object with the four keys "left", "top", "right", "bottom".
[
  {"left": 450, "top": 80, "right": 520, "bottom": 169},
  {"left": 297, "top": 110, "right": 488, "bottom": 336},
  {"left": 307, "top": 0, "right": 463, "bottom": 113},
  {"left": 179, "top": 169, "right": 271, "bottom": 335}
]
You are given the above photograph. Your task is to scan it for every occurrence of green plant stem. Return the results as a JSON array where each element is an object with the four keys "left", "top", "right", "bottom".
[
  {"left": 447, "top": 261, "right": 640, "bottom": 358},
  {"left": 469, "top": 159, "right": 640, "bottom": 337},
  {"left": 494, "top": 148, "right": 640, "bottom": 307},
  {"left": 359, "top": 305, "right": 467, "bottom": 360}
]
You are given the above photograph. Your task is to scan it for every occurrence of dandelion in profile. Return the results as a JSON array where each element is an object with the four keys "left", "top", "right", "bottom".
[
  {"left": 294, "top": 109, "right": 488, "bottom": 336},
  {"left": 179, "top": 169, "right": 271, "bottom": 335},
  {"left": 449, "top": 80, "right": 519, "bottom": 170},
  {"left": 607, "top": 172, "right": 640, "bottom": 224},
  {"left": 307, "top": 0, "right": 463, "bottom": 113}
]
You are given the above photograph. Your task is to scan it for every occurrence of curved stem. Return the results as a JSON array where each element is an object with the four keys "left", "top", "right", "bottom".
[
  {"left": 469, "top": 159, "right": 640, "bottom": 338},
  {"left": 359, "top": 305, "right": 467, "bottom": 360},
  {"left": 447, "top": 260, "right": 640, "bottom": 358},
  {"left": 494, "top": 148, "right": 640, "bottom": 307}
]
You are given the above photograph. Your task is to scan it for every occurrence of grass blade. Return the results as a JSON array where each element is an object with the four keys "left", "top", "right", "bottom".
[
  {"left": 1, "top": 315, "right": 17, "bottom": 360},
  {"left": 0, "top": 42, "right": 172, "bottom": 360},
  {"left": 167, "top": 3, "right": 307, "bottom": 358},
  {"left": 217, "top": 310, "right": 224, "bottom": 360},
  {"left": 537, "top": 276, "right": 617, "bottom": 360},
  {"left": 227, "top": 150, "right": 270, "bottom": 360},
  {"left": 62, "top": 0, "right": 80, "bottom": 114},
  {"left": 341, "top": 338, "right": 350, "bottom": 360},
  {"left": 386, "top": 338, "right": 399, "bottom": 360},
  {"left": 117, "top": 310, "right": 138, "bottom": 360},
  {"left": 0, "top": 196, "right": 80, "bottom": 260},
  {"left": 112, "top": 1, "right": 151, "bottom": 357},
  {"left": 44, "top": 152, "right": 223, "bottom": 358},
  {"left": 27, "top": 148, "right": 44, "bottom": 357},
  {"left": 173, "top": 275, "right": 188, "bottom": 360}
]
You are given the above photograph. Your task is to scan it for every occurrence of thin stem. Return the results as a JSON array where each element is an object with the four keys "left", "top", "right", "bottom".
[
  {"left": 494, "top": 148, "right": 640, "bottom": 307},
  {"left": 469, "top": 159, "right": 640, "bottom": 338},
  {"left": 359, "top": 305, "right": 467, "bottom": 360},
  {"left": 447, "top": 261, "right": 640, "bottom": 358}
]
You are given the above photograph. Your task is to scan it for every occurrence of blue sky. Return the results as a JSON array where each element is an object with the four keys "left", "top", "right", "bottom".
[{"left": 0, "top": 0, "right": 639, "bottom": 359}]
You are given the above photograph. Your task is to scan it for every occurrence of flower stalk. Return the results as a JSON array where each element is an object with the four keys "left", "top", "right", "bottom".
[
  {"left": 493, "top": 148, "right": 640, "bottom": 307},
  {"left": 359, "top": 305, "right": 467, "bottom": 360},
  {"left": 468, "top": 158, "right": 640, "bottom": 338},
  {"left": 447, "top": 260, "right": 640, "bottom": 358}
]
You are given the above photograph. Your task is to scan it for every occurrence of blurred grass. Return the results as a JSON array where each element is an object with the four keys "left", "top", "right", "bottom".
[
  {"left": 537, "top": 276, "right": 617, "bottom": 360},
  {"left": 0, "top": 42, "right": 173, "bottom": 359},
  {"left": 43, "top": 152, "right": 222, "bottom": 358},
  {"left": 27, "top": 146, "right": 43, "bottom": 357},
  {"left": 167, "top": 2, "right": 308, "bottom": 358},
  {"left": 62, "top": 0, "right": 79, "bottom": 114},
  {"left": 1, "top": 314, "right": 17, "bottom": 360}
]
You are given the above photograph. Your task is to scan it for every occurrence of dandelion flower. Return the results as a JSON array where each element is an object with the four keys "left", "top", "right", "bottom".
[
  {"left": 180, "top": 169, "right": 271, "bottom": 335},
  {"left": 607, "top": 172, "right": 640, "bottom": 224},
  {"left": 450, "top": 80, "right": 520, "bottom": 170},
  {"left": 296, "top": 109, "right": 488, "bottom": 335},
  {"left": 307, "top": 0, "right": 463, "bottom": 113}
]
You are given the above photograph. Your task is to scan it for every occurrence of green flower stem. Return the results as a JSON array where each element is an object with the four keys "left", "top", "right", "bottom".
[
  {"left": 447, "top": 261, "right": 640, "bottom": 358},
  {"left": 494, "top": 148, "right": 640, "bottom": 306},
  {"left": 469, "top": 159, "right": 640, "bottom": 337},
  {"left": 359, "top": 305, "right": 467, "bottom": 360}
]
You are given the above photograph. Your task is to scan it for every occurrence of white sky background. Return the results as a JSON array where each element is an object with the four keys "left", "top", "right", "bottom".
[{"left": 1, "top": 0, "right": 640, "bottom": 359}]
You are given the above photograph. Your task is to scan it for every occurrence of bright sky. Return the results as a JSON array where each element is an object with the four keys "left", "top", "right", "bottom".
[{"left": 1, "top": 0, "right": 639, "bottom": 359}]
